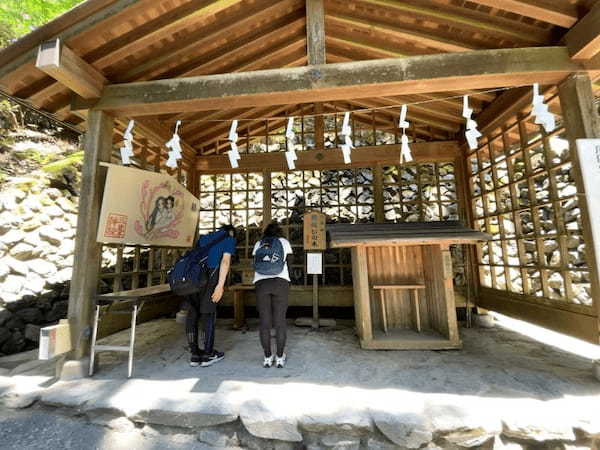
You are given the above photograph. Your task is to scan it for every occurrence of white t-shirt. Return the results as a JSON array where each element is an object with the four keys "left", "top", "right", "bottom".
[{"left": 252, "top": 237, "right": 293, "bottom": 283}]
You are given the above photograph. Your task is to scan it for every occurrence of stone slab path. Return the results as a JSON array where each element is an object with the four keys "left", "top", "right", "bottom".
[{"left": 1, "top": 318, "right": 599, "bottom": 449}]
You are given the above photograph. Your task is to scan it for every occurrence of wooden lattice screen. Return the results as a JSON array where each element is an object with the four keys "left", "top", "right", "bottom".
[{"left": 468, "top": 92, "right": 593, "bottom": 310}]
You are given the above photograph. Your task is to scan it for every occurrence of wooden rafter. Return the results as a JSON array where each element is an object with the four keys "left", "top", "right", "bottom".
[
  {"left": 465, "top": 0, "right": 579, "bottom": 28},
  {"left": 565, "top": 2, "right": 600, "bottom": 60},
  {"left": 89, "top": 47, "right": 592, "bottom": 116}
]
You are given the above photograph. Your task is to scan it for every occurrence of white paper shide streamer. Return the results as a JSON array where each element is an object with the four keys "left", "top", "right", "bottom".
[
  {"left": 339, "top": 112, "right": 353, "bottom": 164},
  {"left": 398, "top": 105, "right": 413, "bottom": 163},
  {"left": 120, "top": 120, "right": 135, "bottom": 165},
  {"left": 227, "top": 120, "right": 241, "bottom": 169},
  {"left": 284, "top": 117, "right": 298, "bottom": 170},
  {"left": 463, "top": 96, "right": 481, "bottom": 151},
  {"left": 531, "top": 83, "right": 555, "bottom": 133},
  {"left": 165, "top": 120, "right": 183, "bottom": 169}
]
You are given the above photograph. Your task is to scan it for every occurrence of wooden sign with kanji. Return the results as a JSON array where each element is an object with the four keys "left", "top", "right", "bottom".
[{"left": 303, "top": 211, "right": 327, "bottom": 251}]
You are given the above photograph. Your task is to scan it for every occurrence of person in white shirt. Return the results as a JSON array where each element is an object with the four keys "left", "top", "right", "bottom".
[{"left": 252, "top": 222, "right": 293, "bottom": 368}]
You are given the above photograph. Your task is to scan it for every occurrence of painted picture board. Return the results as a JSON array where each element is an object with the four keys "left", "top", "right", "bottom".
[{"left": 97, "top": 164, "right": 199, "bottom": 247}]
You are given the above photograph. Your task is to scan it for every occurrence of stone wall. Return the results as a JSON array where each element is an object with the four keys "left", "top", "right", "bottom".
[{"left": 0, "top": 182, "right": 117, "bottom": 356}]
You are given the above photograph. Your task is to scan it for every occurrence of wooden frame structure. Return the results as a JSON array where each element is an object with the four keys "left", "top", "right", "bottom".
[{"left": 1, "top": 0, "right": 599, "bottom": 358}]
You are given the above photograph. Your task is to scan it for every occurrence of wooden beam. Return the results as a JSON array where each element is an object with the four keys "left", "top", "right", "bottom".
[
  {"left": 306, "top": 0, "right": 326, "bottom": 65},
  {"left": 466, "top": 0, "right": 578, "bottom": 28},
  {"left": 565, "top": 2, "right": 600, "bottom": 60},
  {"left": 36, "top": 39, "right": 107, "bottom": 99},
  {"left": 67, "top": 110, "right": 113, "bottom": 359},
  {"left": 477, "top": 86, "right": 532, "bottom": 135},
  {"left": 91, "top": 47, "right": 592, "bottom": 116},
  {"left": 196, "top": 140, "right": 459, "bottom": 172},
  {"left": 557, "top": 74, "right": 600, "bottom": 344}
]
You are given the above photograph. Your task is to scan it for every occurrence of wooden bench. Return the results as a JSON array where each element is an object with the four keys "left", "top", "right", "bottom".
[
  {"left": 89, "top": 283, "right": 172, "bottom": 378},
  {"left": 372, "top": 284, "right": 426, "bottom": 334}
]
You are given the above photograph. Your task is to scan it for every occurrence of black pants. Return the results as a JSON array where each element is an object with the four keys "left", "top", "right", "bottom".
[
  {"left": 255, "top": 278, "right": 290, "bottom": 357},
  {"left": 186, "top": 270, "right": 219, "bottom": 355}
]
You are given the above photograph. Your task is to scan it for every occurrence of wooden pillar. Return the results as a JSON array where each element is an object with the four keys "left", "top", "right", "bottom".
[
  {"left": 67, "top": 110, "right": 114, "bottom": 359},
  {"left": 558, "top": 73, "right": 600, "bottom": 343},
  {"left": 263, "top": 170, "right": 272, "bottom": 227},
  {"left": 373, "top": 164, "right": 384, "bottom": 223},
  {"left": 351, "top": 245, "right": 372, "bottom": 344},
  {"left": 306, "top": 0, "right": 326, "bottom": 151}
]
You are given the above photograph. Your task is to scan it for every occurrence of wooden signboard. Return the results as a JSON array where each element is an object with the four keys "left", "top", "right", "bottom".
[
  {"left": 97, "top": 164, "right": 199, "bottom": 247},
  {"left": 303, "top": 211, "right": 327, "bottom": 251}
]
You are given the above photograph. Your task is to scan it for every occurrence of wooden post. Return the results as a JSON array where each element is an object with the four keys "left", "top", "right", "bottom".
[
  {"left": 558, "top": 73, "right": 600, "bottom": 344},
  {"left": 263, "top": 170, "right": 272, "bottom": 227},
  {"left": 351, "top": 245, "right": 372, "bottom": 344},
  {"left": 373, "top": 164, "right": 384, "bottom": 223},
  {"left": 305, "top": 0, "right": 325, "bottom": 66},
  {"left": 67, "top": 110, "right": 114, "bottom": 359}
]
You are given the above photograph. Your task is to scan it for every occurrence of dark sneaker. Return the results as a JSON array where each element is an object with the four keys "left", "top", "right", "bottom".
[
  {"left": 201, "top": 350, "right": 225, "bottom": 367},
  {"left": 190, "top": 354, "right": 202, "bottom": 367}
]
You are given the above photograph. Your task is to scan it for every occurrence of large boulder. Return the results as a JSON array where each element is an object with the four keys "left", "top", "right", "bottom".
[
  {"left": 0, "top": 262, "right": 9, "bottom": 281},
  {"left": 0, "top": 308, "right": 13, "bottom": 326},
  {"left": 4, "top": 257, "right": 29, "bottom": 276},
  {"left": 28, "top": 259, "right": 57, "bottom": 276},
  {"left": 24, "top": 324, "right": 41, "bottom": 342},
  {"left": 1, "top": 331, "right": 26, "bottom": 354},
  {"left": 38, "top": 226, "right": 63, "bottom": 245},
  {"left": 0, "top": 327, "right": 11, "bottom": 346},
  {"left": 2, "top": 274, "right": 26, "bottom": 294},
  {"left": 9, "top": 242, "right": 35, "bottom": 260},
  {"left": 56, "top": 197, "right": 77, "bottom": 213},
  {"left": 43, "top": 204, "right": 64, "bottom": 218},
  {"left": 0, "top": 229, "right": 25, "bottom": 246},
  {"left": 15, "top": 308, "right": 44, "bottom": 325},
  {"left": 45, "top": 300, "right": 68, "bottom": 322}
]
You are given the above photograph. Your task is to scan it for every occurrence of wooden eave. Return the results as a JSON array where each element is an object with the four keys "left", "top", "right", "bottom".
[{"left": 0, "top": 0, "right": 597, "bottom": 162}]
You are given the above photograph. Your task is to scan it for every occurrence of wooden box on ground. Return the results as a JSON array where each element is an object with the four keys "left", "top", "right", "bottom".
[{"left": 329, "top": 222, "right": 490, "bottom": 350}]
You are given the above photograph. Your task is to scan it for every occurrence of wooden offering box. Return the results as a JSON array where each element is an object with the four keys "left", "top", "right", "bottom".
[{"left": 329, "top": 222, "right": 490, "bottom": 350}]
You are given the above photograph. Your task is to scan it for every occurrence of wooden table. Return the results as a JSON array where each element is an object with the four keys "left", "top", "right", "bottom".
[
  {"left": 329, "top": 221, "right": 490, "bottom": 350},
  {"left": 90, "top": 284, "right": 172, "bottom": 378}
]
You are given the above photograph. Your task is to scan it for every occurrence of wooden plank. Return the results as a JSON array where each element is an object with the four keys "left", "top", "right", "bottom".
[
  {"left": 352, "top": 246, "right": 373, "bottom": 342},
  {"left": 90, "top": 47, "right": 591, "bottom": 116},
  {"left": 565, "top": 2, "right": 600, "bottom": 60},
  {"left": 196, "top": 141, "right": 459, "bottom": 172},
  {"left": 36, "top": 39, "right": 107, "bottom": 99},
  {"left": 557, "top": 73, "right": 600, "bottom": 344},
  {"left": 465, "top": 0, "right": 578, "bottom": 28},
  {"left": 67, "top": 110, "right": 114, "bottom": 359},
  {"left": 306, "top": 0, "right": 326, "bottom": 65}
]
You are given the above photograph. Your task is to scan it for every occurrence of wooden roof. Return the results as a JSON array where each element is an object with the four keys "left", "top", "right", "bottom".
[
  {"left": 328, "top": 221, "right": 492, "bottom": 246},
  {"left": 0, "top": 0, "right": 597, "bottom": 159}
]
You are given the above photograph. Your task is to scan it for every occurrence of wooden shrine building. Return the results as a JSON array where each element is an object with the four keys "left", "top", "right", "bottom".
[{"left": 0, "top": 0, "right": 599, "bottom": 360}]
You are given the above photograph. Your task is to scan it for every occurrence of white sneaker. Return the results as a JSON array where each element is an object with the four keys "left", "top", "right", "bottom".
[
  {"left": 276, "top": 353, "right": 286, "bottom": 368},
  {"left": 263, "top": 355, "right": 274, "bottom": 368}
]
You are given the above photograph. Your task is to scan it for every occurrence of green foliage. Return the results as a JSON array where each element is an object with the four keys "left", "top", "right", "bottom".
[
  {"left": 0, "top": 0, "right": 84, "bottom": 45},
  {"left": 14, "top": 148, "right": 54, "bottom": 165},
  {"left": 41, "top": 150, "right": 84, "bottom": 173}
]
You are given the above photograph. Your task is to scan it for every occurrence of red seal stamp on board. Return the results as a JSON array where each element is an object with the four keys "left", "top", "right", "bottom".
[{"left": 105, "top": 213, "right": 128, "bottom": 238}]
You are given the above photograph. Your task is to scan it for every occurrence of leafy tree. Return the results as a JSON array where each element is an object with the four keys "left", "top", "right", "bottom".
[{"left": 0, "top": 0, "right": 84, "bottom": 46}]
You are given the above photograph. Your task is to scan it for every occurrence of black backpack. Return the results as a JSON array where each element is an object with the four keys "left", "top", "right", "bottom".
[{"left": 167, "top": 232, "right": 228, "bottom": 296}]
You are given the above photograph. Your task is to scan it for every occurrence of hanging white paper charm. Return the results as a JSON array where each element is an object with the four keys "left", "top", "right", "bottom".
[
  {"left": 283, "top": 117, "right": 298, "bottom": 170},
  {"left": 462, "top": 96, "right": 481, "bottom": 150},
  {"left": 165, "top": 120, "right": 183, "bottom": 169},
  {"left": 226, "top": 120, "right": 241, "bottom": 168},
  {"left": 531, "top": 83, "right": 556, "bottom": 133},
  {"left": 339, "top": 112, "right": 353, "bottom": 164},
  {"left": 398, "top": 105, "right": 413, "bottom": 164},
  {"left": 120, "top": 120, "right": 135, "bottom": 165}
]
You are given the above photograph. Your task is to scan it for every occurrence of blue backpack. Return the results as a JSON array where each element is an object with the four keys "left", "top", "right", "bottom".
[
  {"left": 254, "top": 237, "right": 286, "bottom": 275},
  {"left": 168, "top": 232, "right": 227, "bottom": 296}
]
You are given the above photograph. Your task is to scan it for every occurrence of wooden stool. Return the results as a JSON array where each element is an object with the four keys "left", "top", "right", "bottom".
[{"left": 372, "top": 284, "right": 426, "bottom": 334}]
